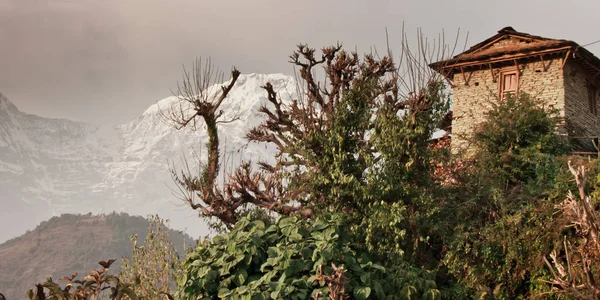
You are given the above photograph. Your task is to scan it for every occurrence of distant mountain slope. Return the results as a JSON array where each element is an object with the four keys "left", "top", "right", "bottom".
[
  {"left": 0, "top": 212, "right": 193, "bottom": 299},
  {"left": 0, "top": 73, "right": 296, "bottom": 243}
]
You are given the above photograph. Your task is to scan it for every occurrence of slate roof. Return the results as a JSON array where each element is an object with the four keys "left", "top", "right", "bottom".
[{"left": 429, "top": 27, "right": 600, "bottom": 79}]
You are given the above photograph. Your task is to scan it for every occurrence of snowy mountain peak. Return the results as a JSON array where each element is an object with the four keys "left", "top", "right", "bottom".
[
  {"left": 142, "top": 73, "right": 296, "bottom": 117},
  {"left": 0, "top": 73, "right": 296, "bottom": 243},
  {"left": 0, "top": 92, "right": 19, "bottom": 114}
]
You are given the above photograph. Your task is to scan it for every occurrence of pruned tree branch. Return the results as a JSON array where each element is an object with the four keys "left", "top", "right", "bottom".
[{"left": 544, "top": 161, "right": 600, "bottom": 299}]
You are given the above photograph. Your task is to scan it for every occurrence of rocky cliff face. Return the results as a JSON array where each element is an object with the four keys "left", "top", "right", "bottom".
[{"left": 0, "top": 73, "right": 296, "bottom": 242}]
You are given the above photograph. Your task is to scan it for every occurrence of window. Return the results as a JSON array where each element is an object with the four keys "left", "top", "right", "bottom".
[
  {"left": 499, "top": 69, "right": 518, "bottom": 99},
  {"left": 588, "top": 85, "right": 598, "bottom": 115}
]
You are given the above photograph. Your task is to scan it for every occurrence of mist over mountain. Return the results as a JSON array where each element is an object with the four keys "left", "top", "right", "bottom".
[{"left": 0, "top": 73, "right": 296, "bottom": 243}]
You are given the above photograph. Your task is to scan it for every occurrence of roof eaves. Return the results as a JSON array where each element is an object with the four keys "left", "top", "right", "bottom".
[{"left": 430, "top": 27, "right": 600, "bottom": 80}]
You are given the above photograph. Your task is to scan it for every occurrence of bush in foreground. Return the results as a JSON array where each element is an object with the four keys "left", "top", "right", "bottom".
[{"left": 180, "top": 215, "right": 439, "bottom": 299}]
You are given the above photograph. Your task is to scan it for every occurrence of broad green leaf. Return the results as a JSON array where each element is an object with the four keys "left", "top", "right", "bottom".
[
  {"left": 424, "top": 289, "right": 441, "bottom": 300},
  {"left": 218, "top": 288, "right": 232, "bottom": 298},
  {"left": 354, "top": 286, "right": 371, "bottom": 300},
  {"left": 233, "top": 269, "right": 248, "bottom": 286},
  {"left": 371, "top": 263, "right": 386, "bottom": 273}
]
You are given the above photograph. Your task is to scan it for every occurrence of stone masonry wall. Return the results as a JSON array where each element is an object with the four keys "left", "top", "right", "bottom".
[
  {"left": 563, "top": 61, "right": 600, "bottom": 151},
  {"left": 451, "top": 58, "right": 565, "bottom": 152}
]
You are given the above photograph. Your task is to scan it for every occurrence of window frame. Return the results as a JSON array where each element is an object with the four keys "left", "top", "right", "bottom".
[{"left": 499, "top": 67, "right": 519, "bottom": 99}]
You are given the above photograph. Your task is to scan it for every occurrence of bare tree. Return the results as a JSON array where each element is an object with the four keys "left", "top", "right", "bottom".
[{"left": 161, "top": 58, "right": 242, "bottom": 226}]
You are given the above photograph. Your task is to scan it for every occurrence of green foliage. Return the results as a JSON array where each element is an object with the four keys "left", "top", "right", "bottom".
[
  {"left": 120, "top": 215, "right": 184, "bottom": 299},
  {"left": 168, "top": 44, "right": 452, "bottom": 297},
  {"left": 472, "top": 93, "right": 569, "bottom": 183},
  {"left": 15, "top": 45, "right": 599, "bottom": 300},
  {"left": 359, "top": 82, "right": 449, "bottom": 263},
  {"left": 281, "top": 74, "right": 450, "bottom": 265},
  {"left": 180, "top": 215, "right": 439, "bottom": 299},
  {"left": 440, "top": 93, "right": 573, "bottom": 298}
]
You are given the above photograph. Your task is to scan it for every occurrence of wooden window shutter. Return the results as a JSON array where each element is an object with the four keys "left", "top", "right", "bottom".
[
  {"left": 499, "top": 68, "right": 519, "bottom": 99},
  {"left": 589, "top": 85, "right": 598, "bottom": 115}
]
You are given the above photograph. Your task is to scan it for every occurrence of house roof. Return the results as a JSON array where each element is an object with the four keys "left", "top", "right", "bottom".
[{"left": 429, "top": 27, "right": 600, "bottom": 79}]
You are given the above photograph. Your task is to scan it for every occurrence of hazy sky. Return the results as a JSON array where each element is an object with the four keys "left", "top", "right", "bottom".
[{"left": 1, "top": 0, "right": 599, "bottom": 125}]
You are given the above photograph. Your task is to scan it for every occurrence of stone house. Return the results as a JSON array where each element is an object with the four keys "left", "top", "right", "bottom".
[{"left": 429, "top": 27, "right": 600, "bottom": 153}]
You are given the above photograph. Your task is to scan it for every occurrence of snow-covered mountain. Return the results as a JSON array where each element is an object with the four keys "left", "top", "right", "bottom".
[{"left": 0, "top": 73, "right": 296, "bottom": 243}]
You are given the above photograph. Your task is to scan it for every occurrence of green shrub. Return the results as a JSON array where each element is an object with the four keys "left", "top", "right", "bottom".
[
  {"left": 473, "top": 93, "right": 568, "bottom": 183},
  {"left": 120, "top": 215, "right": 183, "bottom": 299},
  {"left": 180, "top": 215, "right": 440, "bottom": 299},
  {"left": 440, "top": 93, "right": 572, "bottom": 298}
]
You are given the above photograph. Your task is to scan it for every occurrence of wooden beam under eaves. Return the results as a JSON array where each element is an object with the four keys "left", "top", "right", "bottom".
[
  {"left": 561, "top": 49, "right": 572, "bottom": 70},
  {"left": 539, "top": 54, "right": 549, "bottom": 72},
  {"left": 488, "top": 64, "right": 496, "bottom": 82},
  {"left": 459, "top": 66, "right": 473, "bottom": 86}
]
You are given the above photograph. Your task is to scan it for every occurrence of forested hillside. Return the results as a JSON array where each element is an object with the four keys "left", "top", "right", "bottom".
[{"left": 0, "top": 213, "right": 193, "bottom": 299}]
